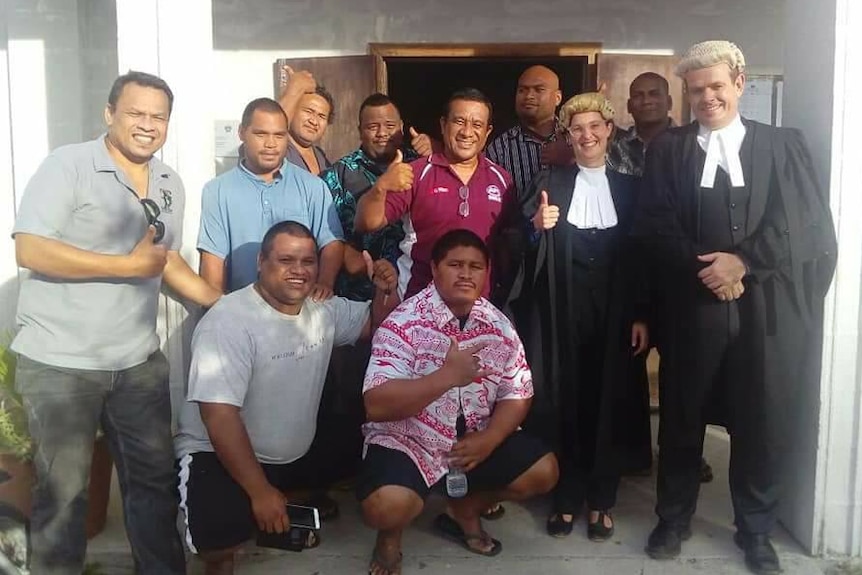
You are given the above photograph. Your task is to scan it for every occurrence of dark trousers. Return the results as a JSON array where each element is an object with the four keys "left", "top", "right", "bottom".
[
  {"left": 656, "top": 300, "right": 782, "bottom": 535},
  {"left": 16, "top": 351, "right": 186, "bottom": 575},
  {"left": 299, "top": 342, "right": 371, "bottom": 486},
  {"left": 553, "top": 335, "right": 620, "bottom": 514}
]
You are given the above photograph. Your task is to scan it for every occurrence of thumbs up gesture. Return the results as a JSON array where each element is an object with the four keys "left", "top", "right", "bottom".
[
  {"left": 375, "top": 149, "right": 414, "bottom": 193},
  {"left": 532, "top": 190, "right": 560, "bottom": 231},
  {"left": 408, "top": 126, "right": 433, "bottom": 157},
  {"left": 128, "top": 225, "right": 168, "bottom": 278}
]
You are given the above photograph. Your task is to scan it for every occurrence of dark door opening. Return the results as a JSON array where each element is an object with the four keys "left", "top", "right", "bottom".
[{"left": 385, "top": 56, "right": 589, "bottom": 141}]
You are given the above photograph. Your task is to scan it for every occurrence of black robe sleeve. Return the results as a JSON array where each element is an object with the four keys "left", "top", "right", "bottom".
[{"left": 781, "top": 128, "right": 837, "bottom": 300}]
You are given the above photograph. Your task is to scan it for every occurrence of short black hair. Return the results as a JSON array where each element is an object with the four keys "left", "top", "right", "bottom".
[
  {"left": 358, "top": 92, "right": 400, "bottom": 124},
  {"left": 444, "top": 88, "right": 493, "bottom": 125},
  {"left": 108, "top": 71, "right": 174, "bottom": 115},
  {"left": 312, "top": 85, "right": 336, "bottom": 121},
  {"left": 431, "top": 229, "right": 490, "bottom": 265},
  {"left": 240, "top": 97, "right": 287, "bottom": 129},
  {"left": 260, "top": 221, "right": 318, "bottom": 259},
  {"left": 629, "top": 72, "right": 670, "bottom": 96}
]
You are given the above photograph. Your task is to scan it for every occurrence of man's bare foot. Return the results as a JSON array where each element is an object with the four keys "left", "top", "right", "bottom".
[{"left": 369, "top": 532, "right": 402, "bottom": 575}]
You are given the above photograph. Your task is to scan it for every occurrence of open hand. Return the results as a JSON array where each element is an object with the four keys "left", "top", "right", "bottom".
[{"left": 449, "top": 430, "right": 498, "bottom": 472}]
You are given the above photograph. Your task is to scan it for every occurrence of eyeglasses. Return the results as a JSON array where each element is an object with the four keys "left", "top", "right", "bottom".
[
  {"left": 458, "top": 185, "right": 470, "bottom": 218},
  {"left": 140, "top": 198, "right": 165, "bottom": 243}
]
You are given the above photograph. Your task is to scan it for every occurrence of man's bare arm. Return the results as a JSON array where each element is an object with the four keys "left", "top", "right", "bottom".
[
  {"left": 15, "top": 228, "right": 165, "bottom": 280},
  {"left": 355, "top": 187, "right": 389, "bottom": 233},
  {"left": 364, "top": 368, "right": 458, "bottom": 423},
  {"left": 199, "top": 403, "right": 288, "bottom": 533},
  {"left": 317, "top": 241, "right": 344, "bottom": 292},
  {"left": 277, "top": 66, "right": 316, "bottom": 124},
  {"left": 199, "top": 251, "right": 227, "bottom": 294},
  {"left": 163, "top": 251, "right": 221, "bottom": 307},
  {"left": 364, "top": 339, "right": 488, "bottom": 422}
]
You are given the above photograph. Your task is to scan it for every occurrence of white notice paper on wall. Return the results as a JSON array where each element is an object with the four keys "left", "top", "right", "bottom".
[
  {"left": 739, "top": 78, "right": 775, "bottom": 125},
  {"left": 214, "top": 120, "right": 241, "bottom": 157}
]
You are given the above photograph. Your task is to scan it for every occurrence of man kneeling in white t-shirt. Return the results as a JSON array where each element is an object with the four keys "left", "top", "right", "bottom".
[{"left": 174, "top": 220, "right": 398, "bottom": 574}]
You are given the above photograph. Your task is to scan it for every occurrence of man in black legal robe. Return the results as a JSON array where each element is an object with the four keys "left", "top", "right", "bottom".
[{"left": 633, "top": 41, "right": 837, "bottom": 574}]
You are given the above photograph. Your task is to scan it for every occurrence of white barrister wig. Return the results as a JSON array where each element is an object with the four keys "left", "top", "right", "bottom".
[
  {"left": 559, "top": 92, "right": 615, "bottom": 127},
  {"left": 675, "top": 40, "right": 746, "bottom": 77}
]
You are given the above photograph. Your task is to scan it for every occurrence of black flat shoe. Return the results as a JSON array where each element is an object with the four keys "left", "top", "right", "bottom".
[
  {"left": 587, "top": 510, "right": 614, "bottom": 541},
  {"left": 734, "top": 532, "right": 782, "bottom": 574},
  {"left": 645, "top": 521, "right": 692, "bottom": 560},
  {"left": 546, "top": 513, "right": 575, "bottom": 538}
]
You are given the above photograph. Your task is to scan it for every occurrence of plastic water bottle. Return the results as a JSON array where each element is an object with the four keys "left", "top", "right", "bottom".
[
  {"left": 447, "top": 408, "right": 468, "bottom": 497},
  {"left": 446, "top": 463, "right": 469, "bottom": 498}
]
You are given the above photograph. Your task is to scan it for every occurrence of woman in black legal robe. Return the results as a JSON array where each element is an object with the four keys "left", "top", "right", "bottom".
[{"left": 507, "top": 93, "right": 651, "bottom": 541}]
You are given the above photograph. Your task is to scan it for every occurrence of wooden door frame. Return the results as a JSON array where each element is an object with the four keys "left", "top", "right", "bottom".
[{"left": 368, "top": 42, "right": 603, "bottom": 93}]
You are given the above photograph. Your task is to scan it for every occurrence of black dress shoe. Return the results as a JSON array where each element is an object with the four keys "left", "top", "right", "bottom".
[
  {"left": 546, "top": 513, "right": 575, "bottom": 538},
  {"left": 645, "top": 521, "right": 692, "bottom": 559},
  {"left": 734, "top": 532, "right": 782, "bottom": 574},
  {"left": 587, "top": 510, "right": 614, "bottom": 542}
]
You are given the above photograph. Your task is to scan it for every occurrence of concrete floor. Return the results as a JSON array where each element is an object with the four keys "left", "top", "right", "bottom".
[{"left": 86, "top": 421, "right": 836, "bottom": 574}]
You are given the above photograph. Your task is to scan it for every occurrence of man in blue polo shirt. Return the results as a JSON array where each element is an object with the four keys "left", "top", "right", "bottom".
[{"left": 198, "top": 97, "right": 344, "bottom": 299}]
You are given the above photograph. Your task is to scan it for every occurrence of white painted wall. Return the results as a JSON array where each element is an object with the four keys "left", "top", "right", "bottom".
[
  {"left": 0, "top": 0, "right": 118, "bottom": 333},
  {"left": 0, "top": 3, "right": 18, "bottom": 334},
  {"left": 115, "top": 0, "right": 215, "bottom": 426},
  {"left": 784, "top": 0, "right": 862, "bottom": 558},
  {"left": 210, "top": 0, "right": 785, "bottom": 127}
]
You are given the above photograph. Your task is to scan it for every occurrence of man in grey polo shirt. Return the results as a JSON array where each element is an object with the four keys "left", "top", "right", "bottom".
[
  {"left": 175, "top": 220, "right": 398, "bottom": 573},
  {"left": 198, "top": 97, "right": 344, "bottom": 300},
  {"left": 12, "top": 71, "right": 220, "bottom": 574}
]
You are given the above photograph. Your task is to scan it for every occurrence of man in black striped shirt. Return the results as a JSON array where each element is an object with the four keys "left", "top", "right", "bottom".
[{"left": 486, "top": 66, "right": 564, "bottom": 202}]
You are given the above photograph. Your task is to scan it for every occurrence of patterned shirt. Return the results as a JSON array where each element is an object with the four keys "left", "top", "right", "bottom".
[
  {"left": 320, "top": 146, "right": 420, "bottom": 301},
  {"left": 486, "top": 122, "right": 563, "bottom": 201},
  {"left": 608, "top": 118, "right": 675, "bottom": 177},
  {"left": 362, "top": 285, "right": 533, "bottom": 486}
]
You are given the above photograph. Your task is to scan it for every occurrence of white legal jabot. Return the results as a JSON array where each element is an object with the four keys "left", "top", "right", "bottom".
[
  {"left": 698, "top": 114, "right": 746, "bottom": 188},
  {"left": 566, "top": 164, "right": 618, "bottom": 229}
]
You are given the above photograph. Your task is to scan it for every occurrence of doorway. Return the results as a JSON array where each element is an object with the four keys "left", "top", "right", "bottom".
[
  {"left": 273, "top": 43, "right": 600, "bottom": 160},
  {"left": 385, "top": 56, "right": 588, "bottom": 139}
]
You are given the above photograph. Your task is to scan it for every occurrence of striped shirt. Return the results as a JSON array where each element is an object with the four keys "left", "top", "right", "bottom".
[{"left": 486, "top": 123, "right": 562, "bottom": 201}]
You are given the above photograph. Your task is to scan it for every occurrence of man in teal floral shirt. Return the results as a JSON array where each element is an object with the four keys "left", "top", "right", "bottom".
[{"left": 321, "top": 93, "right": 433, "bottom": 301}]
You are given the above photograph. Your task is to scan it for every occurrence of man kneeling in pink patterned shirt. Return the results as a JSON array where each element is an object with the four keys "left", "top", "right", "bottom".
[{"left": 358, "top": 228, "right": 559, "bottom": 575}]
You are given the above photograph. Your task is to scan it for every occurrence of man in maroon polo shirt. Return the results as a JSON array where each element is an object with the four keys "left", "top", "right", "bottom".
[{"left": 354, "top": 88, "right": 515, "bottom": 301}]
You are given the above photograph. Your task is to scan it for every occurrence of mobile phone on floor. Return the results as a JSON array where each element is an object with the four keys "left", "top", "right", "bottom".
[{"left": 286, "top": 503, "right": 320, "bottom": 530}]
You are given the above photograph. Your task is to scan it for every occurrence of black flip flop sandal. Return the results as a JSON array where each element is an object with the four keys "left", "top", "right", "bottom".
[{"left": 433, "top": 513, "right": 502, "bottom": 557}]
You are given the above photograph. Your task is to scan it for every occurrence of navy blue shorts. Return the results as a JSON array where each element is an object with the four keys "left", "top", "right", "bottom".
[{"left": 356, "top": 430, "right": 551, "bottom": 501}]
